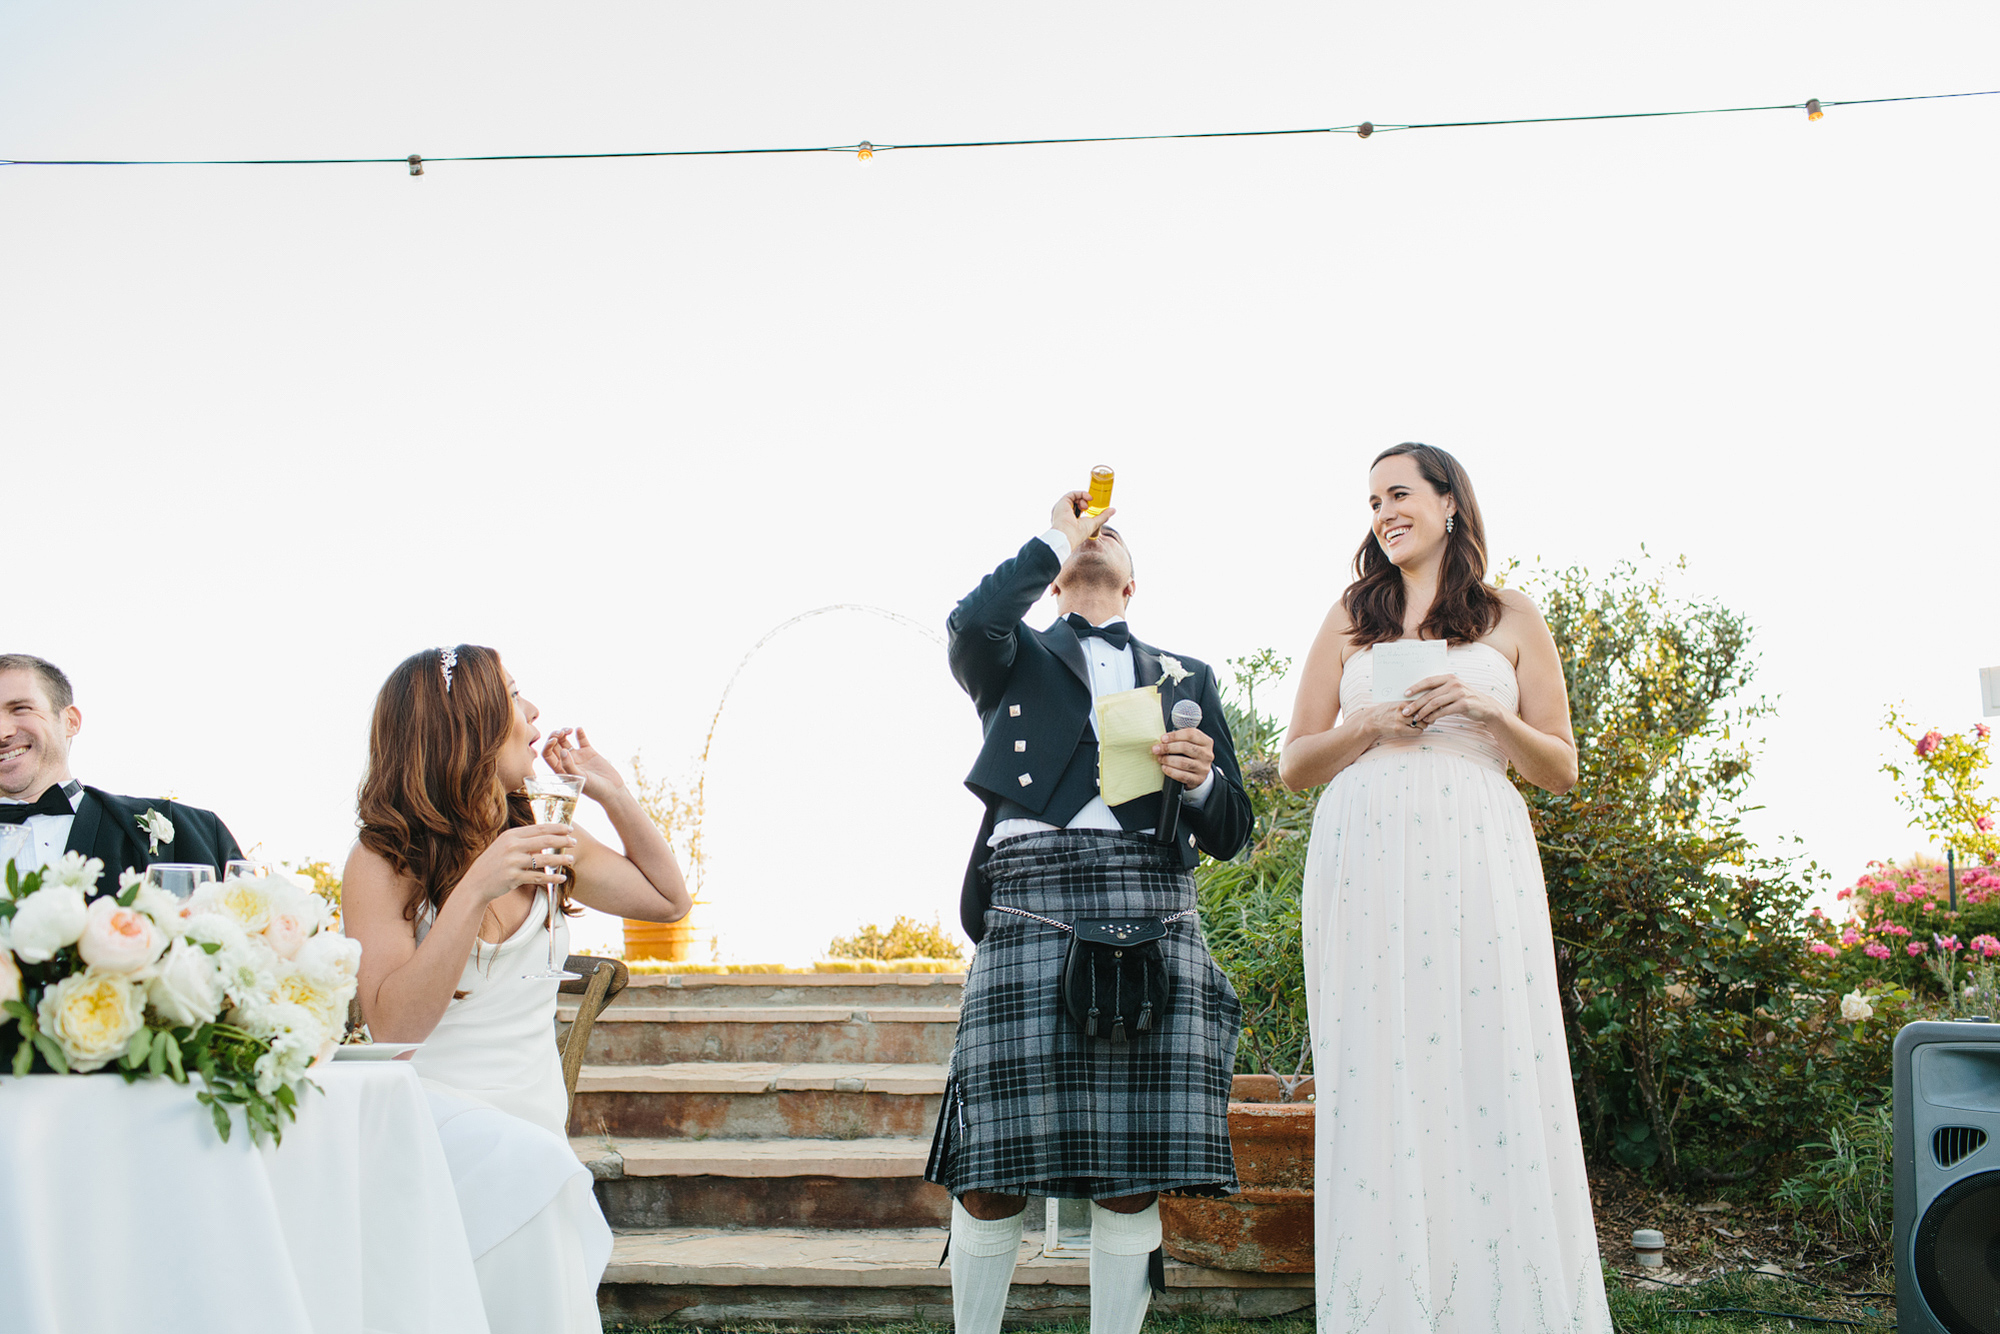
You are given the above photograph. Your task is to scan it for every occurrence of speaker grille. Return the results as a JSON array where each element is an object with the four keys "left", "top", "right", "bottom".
[
  {"left": 1936, "top": 1126, "right": 1990, "bottom": 1169},
  {"left": 1913, "top": 1169, "right": 2000, "bottom": 1333}
]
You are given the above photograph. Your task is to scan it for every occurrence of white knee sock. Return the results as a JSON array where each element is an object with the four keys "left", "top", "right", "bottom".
[
  {"left": 950, "top": 1199, "right": 1024, "bottom": 1334},
  {"left": 1089, "top": 1200, "right": 1161, "bottom": 1334}
]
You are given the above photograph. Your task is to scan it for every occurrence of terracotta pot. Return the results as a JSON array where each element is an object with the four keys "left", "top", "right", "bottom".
[
  {"left": 623, "top": 912, "right": 698, "bottom": 962},
  {"left": 1159, "top": 1074, "right": 1315, "bottom": 1272}
]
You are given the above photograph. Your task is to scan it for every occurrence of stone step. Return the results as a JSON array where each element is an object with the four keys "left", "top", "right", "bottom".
[
  {"left": 597, "top": 1226, "right": 1313, "bottom": 1327},
  {"left": 576, "top": 1136, "right": 946, "bottom": 1229},
  {"left": 567, "top": 1062, "right": 947, "bottom": 1140},
  {"left": 601, "top": 973, "right": 966, "bottom": 1010},
  {"left": 557, "top": 1005, "right": 960, "bottom": 1066}
]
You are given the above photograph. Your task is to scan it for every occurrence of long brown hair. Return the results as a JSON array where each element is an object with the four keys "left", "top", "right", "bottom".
[
  {"left": 356, "top": 645, "right": 560, "bottom": 925},
  {"left": 1341, "top": 443, "right": 1503, "bottom": 648}
]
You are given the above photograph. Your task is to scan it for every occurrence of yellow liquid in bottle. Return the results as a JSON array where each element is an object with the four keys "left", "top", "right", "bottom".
[{"left": 1085, "top": 465, "right": 1114, "bottom": 516}]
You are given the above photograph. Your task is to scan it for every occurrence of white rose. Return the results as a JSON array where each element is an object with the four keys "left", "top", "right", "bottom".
[
  {"left": 296, "top": 931, "right": 363, "bottom": 982},
  {"left": 136, "top": 808, "right": 175, "bottom": 855},
  {"left": 1840, "top": 991, "right": 1875, "bottom": 1023},
  {"left": 8, "top": 883, "right": 89, "bottom": 964},
  {"left": 0, "top": 948, "right": 19, "bottom": 1008},
  {"left": 191, "top": 876, "right": 277, "bottom": 935},
  {"left": 261, "top": 913, "right": 308, "bottom": 961},
  {"left": 253, "top": 1022, "right": 322, "bottom": 1096},
  {"left": 146, "top": 938, "right": 226, "bottom": 1027},
  {"left": 272, "top": 958, "right": 353, "bottom": 1037},
  {"left": 77, "top": 896, "right": 168, "bottom": 976},
  {"left": 38, "top": 969, "right": 147, "bottom": 1072},
  {"left": 38, "top": 852, "right": 107, "bottom": 897}
]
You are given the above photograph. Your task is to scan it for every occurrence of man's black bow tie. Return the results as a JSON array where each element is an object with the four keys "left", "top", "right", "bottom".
[
  {"left": 1065, "top": 614, "right": 1131, "bottom": 650},
  {"left": 0, "top": 782, "right": 78, "bottom": 825}
]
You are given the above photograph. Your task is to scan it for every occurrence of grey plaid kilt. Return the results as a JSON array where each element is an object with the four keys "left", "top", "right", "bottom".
[{"left": 925, "top": 829, "right": 1241, "bottom": 1200}]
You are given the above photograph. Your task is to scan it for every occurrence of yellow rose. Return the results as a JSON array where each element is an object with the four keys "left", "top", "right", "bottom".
[
  {"left": 38, "top": 969, "right": 147, "bottom": 1073},
  {"left": 273, "top": 961, "right": 350, "bottom": 1038}
]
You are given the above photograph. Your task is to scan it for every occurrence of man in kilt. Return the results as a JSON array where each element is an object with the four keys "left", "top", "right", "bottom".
[{"left": 925, "top": 490, "right": 1253, "bottom": 1334}]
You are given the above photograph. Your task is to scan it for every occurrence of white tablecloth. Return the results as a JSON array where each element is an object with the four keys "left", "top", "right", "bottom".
[{"left": 0, "top": 1064, "right": 491, "bottom": 1334}]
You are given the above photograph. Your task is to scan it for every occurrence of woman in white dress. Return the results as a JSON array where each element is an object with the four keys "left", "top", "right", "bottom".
[
  {"left": 342, "top": 645, "right": 692, "bottom": 1334},
  {"left": 1280, "top": 444, "right": 1611, "bottom": 1332}
]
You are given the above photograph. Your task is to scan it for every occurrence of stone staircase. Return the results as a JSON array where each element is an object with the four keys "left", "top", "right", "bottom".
[{"left": 562, "top": 972, "right": 1311, "bottom": 1327}]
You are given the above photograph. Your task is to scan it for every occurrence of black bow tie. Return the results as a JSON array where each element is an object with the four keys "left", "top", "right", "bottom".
[
  {"left": 1066, "top": 614, "right": 1131, "bottom": 650},
  {"left": 0, "top": 782, "right": 78, "bottom": 825}
]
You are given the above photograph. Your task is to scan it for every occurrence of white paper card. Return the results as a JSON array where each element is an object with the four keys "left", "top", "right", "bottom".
[
  {"left": 1982, "top": 666, "right": 2000, "bottom": 718},
  {"left": 1370, "top": 640, "right": 1450, "bottom": 704}
]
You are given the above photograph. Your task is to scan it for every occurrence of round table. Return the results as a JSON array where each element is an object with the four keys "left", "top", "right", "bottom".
[{"left": 0, "top": 1062, "right": 491, "bottom": 1334}]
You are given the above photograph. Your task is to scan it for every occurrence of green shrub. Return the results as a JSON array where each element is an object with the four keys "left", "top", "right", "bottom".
[
  {"left": 1773, "top": 1102, "right": 1895, "bottom": 1251},
  {"left": 826, "top": 915, "right": 965, "bottom": 962},
  {"left": 1194, "top": 649, "right": 1316, "bottom": 1097}
]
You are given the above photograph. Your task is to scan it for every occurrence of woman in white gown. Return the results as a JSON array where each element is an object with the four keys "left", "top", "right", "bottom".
[
  {"left": 1280, "top": 444, "right": 1611, "bottom": 1333},
  {"left": 342, "top": 645, "right": 693, "bottom": 1334}
]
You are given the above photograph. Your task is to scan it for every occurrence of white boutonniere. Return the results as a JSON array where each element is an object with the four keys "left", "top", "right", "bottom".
[
  {"left": 1156, "top": 655, "right": 1191, "bottom": 687},
  {"left": 136, "top": 808, "right": 175, "bottom": 856}
]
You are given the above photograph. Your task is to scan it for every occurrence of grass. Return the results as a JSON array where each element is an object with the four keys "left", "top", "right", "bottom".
[{"left": 604, "top": 1270, "right": 1898, "bottom": 1333}]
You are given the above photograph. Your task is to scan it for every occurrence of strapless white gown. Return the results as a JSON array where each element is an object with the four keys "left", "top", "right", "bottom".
[
  {"left": 1302, "top": 642, "right": 1610, "bottom": 1332},
  {"left": 414, "top": 889, "right": 611, "bottom": 1334}
]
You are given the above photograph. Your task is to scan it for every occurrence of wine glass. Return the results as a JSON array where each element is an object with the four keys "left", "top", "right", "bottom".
[
  {"left": 146, "top": 863, "right": 217, "bottom": 900},
  {"left": 223, "top": 859, "right": 273, "bottom": 881},
  {"left": 518, "top": 774, "right": 584, "bottom": 982}
]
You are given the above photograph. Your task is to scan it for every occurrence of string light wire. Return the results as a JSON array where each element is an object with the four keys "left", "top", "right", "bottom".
[{"left": 2, "top": 88, "right": 1993, "bottom": 170}]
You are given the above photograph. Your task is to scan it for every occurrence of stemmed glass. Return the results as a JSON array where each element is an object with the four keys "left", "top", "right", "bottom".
[
  {"left": 146, "top": 863, "right": 217, "bottom": 900},
  {"left": 223, "top": 859, "right": 272, "bottom": 881},
  {"left": 519, "top": 773, "right": 584, "bottom": 982}
]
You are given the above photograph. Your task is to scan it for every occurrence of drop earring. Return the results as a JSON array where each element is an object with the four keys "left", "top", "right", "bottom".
[{"left": 1445, "top": 515, "right": 1455, "bottom": 535}]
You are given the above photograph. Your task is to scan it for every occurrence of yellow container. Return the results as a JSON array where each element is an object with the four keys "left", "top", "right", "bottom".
[{"left": 624, "top": 911, "right": 699, "bottom": 962}]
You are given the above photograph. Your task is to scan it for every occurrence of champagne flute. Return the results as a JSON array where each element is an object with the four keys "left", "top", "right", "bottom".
[
  {"left": 146, "top": 863, "right": 217, "bottom": 900},
  {"left": 519, "top": 774, "right": 584, "bottom": 982}
]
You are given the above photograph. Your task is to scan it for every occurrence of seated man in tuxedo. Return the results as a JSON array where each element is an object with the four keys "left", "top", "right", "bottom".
[
  {"left": 0, "top": 654, "right": 242, "bottom": 893},
  {"left": 923, "top": 491, "right": 1253, "bottom": 1334}
]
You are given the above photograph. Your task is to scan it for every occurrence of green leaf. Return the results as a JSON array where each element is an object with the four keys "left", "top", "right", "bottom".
[
  {"left": 1, "top": 1000, "right": 33, "bottom": 1026},
  {"left": 198, "top": 939, "right": 222, "bottom": 955},
  {"left": 10, "top": 1042, "right": 32, "bottom": 1077},
  {"left": 200, "top": 1094, "right": 233, "bottom": 1143},
  {"left": 147, "top": 1036, "right": 167, "bottom": 1078},
  {"left": 161, "top": 1031, "right": 184, "bottom": 1082},
  {"left": 32, "top": 1034, "right": 68, "bottom": 1075},
  {"left": 124, "top": 1027, "right": 153, "bottom": 1066},
  {"left": 117, "top": 879, "right": 140, "bottom": 909}
]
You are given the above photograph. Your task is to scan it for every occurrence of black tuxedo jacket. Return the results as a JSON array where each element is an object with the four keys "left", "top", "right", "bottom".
[
  {"left": 64, "top": 787, "right": 243, "bottom": 899},
  {"left": 948, "top": 536, "right": 1253, "bottom": 942}
]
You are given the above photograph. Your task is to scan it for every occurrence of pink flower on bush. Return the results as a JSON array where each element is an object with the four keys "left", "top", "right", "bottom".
[
  {"left": 1918, "top": 730, "right": 1944, "bottom": 757},
  {"left": 1836, "top": 887, "right": 1853, "bottom": 901},
  {"left": 1810, "top": 942, "right": 1840, "bottom": 957},
  {"left": 1883, "top": 923, "right": 1912, "bottom": 937},
  {"left": 1979, "top": 724, "right": 1991, "bottom": 741},
  {"left": 1939, "top": 935, "right": 1964, "bottom": 952},
  {"left": 1865, "top": 943, "right": 1893, "bottom": 960},
  {"left": 1980, "top": 816, "right": 1995, "bottom": 833},
  {"left": 1973, "top": 935, "right": 2000, "bottom": 957},
  {"left": 1909, "top": 942, "right": 1930, "bottom": 956},
  {"left": 1841, "top": 929, "right": 1861, "bottom": 946}
]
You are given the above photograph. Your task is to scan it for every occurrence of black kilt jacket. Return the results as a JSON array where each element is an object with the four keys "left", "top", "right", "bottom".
[
  {"left": 949, "top": 536, "right": 1253, "bottom": 942},
  {"left": 64, "top": 786, "right": 244, "bottom": 899}
]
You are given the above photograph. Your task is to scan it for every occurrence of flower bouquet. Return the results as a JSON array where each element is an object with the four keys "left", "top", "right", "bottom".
[{"left": 0, "top": 853, "right": 360, "bottom": 1144}]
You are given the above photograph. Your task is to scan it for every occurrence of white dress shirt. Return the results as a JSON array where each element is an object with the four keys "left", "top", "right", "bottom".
[
  {"left": 990, "top": 531, "right": 1215, "bottom": 846},
  {"left": 0, "top": 779, "right": 82, "bottom": 874}
]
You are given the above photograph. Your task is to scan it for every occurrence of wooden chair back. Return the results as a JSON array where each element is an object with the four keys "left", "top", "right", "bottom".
[{"left": 557, "top": 954, "right": 629, "bottom": 1121}]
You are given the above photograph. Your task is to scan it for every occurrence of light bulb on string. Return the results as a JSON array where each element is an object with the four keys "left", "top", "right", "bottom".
[
  {"left": 856, "top": 141, "right": 874, "bottom": 160},
  {"left": 1805, "top": 99, "right": 1824, "bottom": 122},
  {"left": 1356, "top": 122, "right": 1374, "bottom": 139},
  {"left": 407, "top": 154, "right": 424, "bottom": 176}
]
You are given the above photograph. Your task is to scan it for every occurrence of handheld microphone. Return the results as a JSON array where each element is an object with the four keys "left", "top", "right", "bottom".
[{"left": 1158, "top": 698, "right": 1205, "bottom": 844}]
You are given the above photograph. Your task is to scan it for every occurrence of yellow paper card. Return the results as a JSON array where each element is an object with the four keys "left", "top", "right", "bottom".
[{"left": 1096, "top": 683, "right": 1166, "bottom": 807}]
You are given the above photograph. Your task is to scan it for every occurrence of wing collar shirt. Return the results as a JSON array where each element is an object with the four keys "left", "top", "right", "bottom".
[
  {"left": 0, "top": 778, "right": 82, "bottom": 874},
  {"left": 990, "top": 530, "right": 1215, "bottom": 846}
]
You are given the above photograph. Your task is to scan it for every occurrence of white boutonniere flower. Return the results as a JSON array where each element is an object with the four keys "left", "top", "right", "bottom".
[
  {"left": 1156, "top": 655, "right": 1191, "bottom": 687},
  {"left": 137, "top": 808, "right": 176, "bottom": 856}
]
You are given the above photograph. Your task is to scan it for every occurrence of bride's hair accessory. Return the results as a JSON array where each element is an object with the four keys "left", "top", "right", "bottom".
[{"left": 438, "top": 646, "right": 458, "bottom": 694}]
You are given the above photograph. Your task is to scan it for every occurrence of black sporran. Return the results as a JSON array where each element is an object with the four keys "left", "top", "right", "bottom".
[{"left": 1061, "top": 918, "right": 1172, "bottom": 1042}]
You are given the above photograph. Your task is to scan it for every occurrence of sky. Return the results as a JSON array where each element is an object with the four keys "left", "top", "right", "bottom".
[{"left": 9, "top": 1, "right": 1997, "bottom": 961}]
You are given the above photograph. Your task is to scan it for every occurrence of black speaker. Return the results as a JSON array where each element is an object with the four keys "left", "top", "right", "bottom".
[{"left": 1897, "top": 1020, "right": 2000, "bottom": 1333}]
